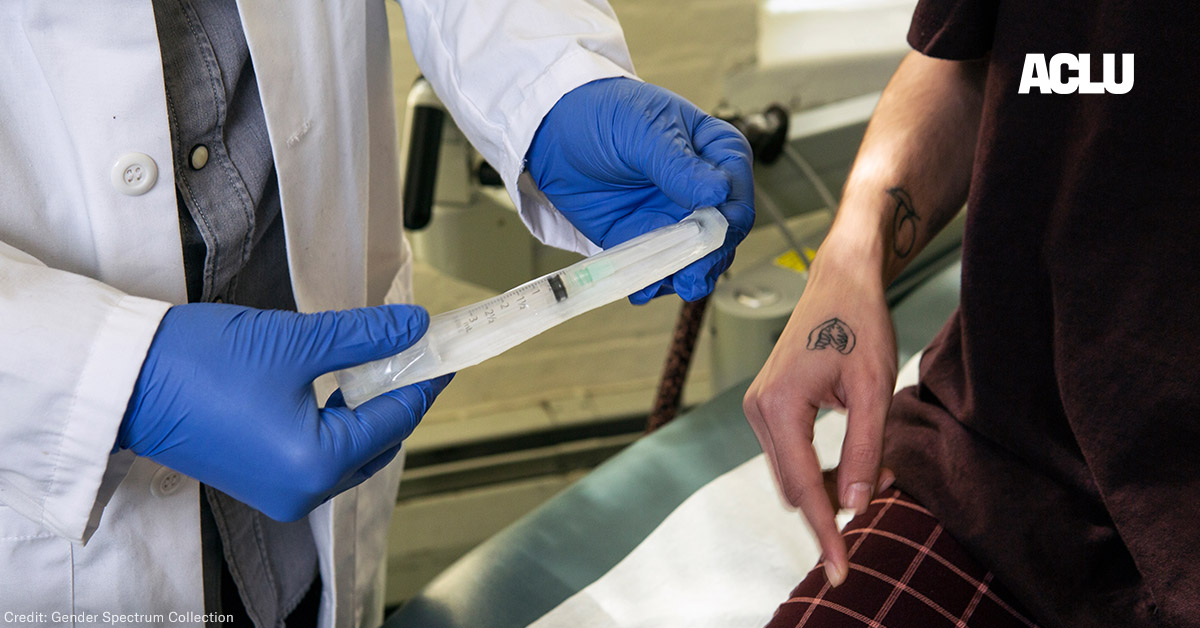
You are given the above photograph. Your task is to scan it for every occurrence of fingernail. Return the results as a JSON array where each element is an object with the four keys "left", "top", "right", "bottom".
[
  {"left": 878, "top": 473, "right": 895, "bottom": 493},
  {"left": 843, "top": 482, "right": 872, "bottom": 514},
  {"left": 824, "top": 561, "right": 847, "bottom": 587}
]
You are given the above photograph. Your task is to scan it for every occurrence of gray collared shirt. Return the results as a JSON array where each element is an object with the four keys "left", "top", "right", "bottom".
[{"left": 151, "top": 0, "right": 317, "bottom": 625}]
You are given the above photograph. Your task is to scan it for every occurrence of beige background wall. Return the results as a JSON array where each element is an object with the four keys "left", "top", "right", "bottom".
[{"left": 385, "top": 0, "right": 759, "bottom": 129}]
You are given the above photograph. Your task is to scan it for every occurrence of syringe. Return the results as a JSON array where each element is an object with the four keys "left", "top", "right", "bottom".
[{"left": 334, "top": 207, "right": 729, "bottom": 408}]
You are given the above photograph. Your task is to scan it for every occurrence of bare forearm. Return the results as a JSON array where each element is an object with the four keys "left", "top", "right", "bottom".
[
  {"left": 744, "top": 52, "right": 987, "bottom": 584},
  {"left": 822, "top": 51, "right": 986, "bottom": 283}
]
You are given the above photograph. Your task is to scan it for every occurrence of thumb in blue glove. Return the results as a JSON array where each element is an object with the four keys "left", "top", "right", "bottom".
[
  {"left": 526, "top": 77, "right": 755, "bottom": 304},
  {"left": 118, "top": 303, "right": 452, "bottom": 521}
]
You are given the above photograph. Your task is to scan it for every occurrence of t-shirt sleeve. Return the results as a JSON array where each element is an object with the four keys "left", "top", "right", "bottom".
[{"left": 907, "top": 0, "right": 1000, "bottom": 60}]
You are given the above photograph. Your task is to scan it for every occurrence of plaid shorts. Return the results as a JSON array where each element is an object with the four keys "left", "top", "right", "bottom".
[{"left": 765, "top": 488, "right": 1041, "bottom": 628}]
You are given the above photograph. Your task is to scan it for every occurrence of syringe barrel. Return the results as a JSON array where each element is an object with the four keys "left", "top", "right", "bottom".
[
  {"left": 333, "top": 207, "right": 728, "bottom": 409},
  {"left": 335, "top": 335, "right": 440, "bottom": 409}
]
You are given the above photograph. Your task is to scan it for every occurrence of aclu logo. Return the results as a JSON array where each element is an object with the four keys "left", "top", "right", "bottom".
[{"left": 1019, "top": 53, "right": 1133, "bottom": 94}]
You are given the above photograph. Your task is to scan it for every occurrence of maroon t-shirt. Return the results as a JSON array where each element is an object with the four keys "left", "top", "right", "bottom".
[{"left": 884, "top": 2, "right": 1200, "bottom": 626}]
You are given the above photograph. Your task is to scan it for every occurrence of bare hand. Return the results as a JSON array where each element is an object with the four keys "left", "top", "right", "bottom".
[{"left": 743, "top": 251, "right": 897, "bottom": 586}]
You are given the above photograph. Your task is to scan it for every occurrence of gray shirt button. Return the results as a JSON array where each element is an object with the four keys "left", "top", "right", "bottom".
[{"left": 189, "top": 144, "right": 210, "bottom": 170}]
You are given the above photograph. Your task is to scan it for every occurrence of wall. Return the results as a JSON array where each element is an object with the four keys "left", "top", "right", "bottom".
[
  {"left": 384, "top": 0, "right": 758, "bottom": 128},
  {"left": 610, "top": 0, "right": 757, "bottom": 109}
]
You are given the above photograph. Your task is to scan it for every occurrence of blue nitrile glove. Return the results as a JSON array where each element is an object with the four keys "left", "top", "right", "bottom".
[
  {"left": 526, "top": 77, "right": 754, "bottom": 304},
  {"left": 118, "top": 303, "right": 452, "bottom": 521}
]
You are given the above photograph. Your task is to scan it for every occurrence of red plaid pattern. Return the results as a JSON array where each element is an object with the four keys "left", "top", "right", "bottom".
[{"left": 765, "top": 489, "right": 1040, "bottom": 628}]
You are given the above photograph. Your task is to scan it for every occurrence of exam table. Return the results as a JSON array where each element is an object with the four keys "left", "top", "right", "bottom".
[{"left": 384, "top": 249, "right": 963, "bottom": 628}]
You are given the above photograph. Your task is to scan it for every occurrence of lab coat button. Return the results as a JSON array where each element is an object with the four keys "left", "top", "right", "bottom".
[
  {"left": 151, "top": 467, "right": 184, "bottom": 498},
  {"left": 111, "top": 152, "right": 159, "bottom": 196}
]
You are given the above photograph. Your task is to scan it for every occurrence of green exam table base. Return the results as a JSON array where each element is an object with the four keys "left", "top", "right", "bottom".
[{"left": 386, "top": 258, "right": 963, "bottom": 628}]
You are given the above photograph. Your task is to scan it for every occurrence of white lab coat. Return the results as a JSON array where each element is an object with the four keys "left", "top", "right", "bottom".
[{"left": 0, "top": 2, "right": 633, "bottom": 626}]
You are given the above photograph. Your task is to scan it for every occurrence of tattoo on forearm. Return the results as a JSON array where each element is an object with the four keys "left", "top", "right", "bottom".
[
  {"left": 806, "top": 318, "right": 856, "bottom": 355},
  {"left": 888, "top": 187, "right": 920, "bottom": 258}
]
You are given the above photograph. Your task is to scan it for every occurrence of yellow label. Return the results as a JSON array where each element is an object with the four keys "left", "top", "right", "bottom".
[{"left": 773, "top": 248, "right": 817, "bottom": 274}]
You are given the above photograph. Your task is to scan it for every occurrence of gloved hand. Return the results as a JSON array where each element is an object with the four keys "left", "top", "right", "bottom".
[
  {"left": 526, "top": 77, "right": 754, "bottom": 304},
  {"left": 118, "top": 303, "right": 452, "bottom": 521}
]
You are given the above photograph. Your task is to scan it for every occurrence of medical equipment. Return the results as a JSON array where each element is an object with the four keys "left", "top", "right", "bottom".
[
  {"left": 335, "top": 207, "right": 730, "bottom": 408},
  {"left": 385, "top": 256, "right": 968, "bottom": 628}
]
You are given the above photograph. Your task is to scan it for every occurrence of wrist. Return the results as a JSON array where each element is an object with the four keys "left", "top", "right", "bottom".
[
  {"left": 115, "top": 353, "right": 149, "bottom": 454},
  {"left": 813, "top": 216, "right": 889, "bottom": 286},
  {"left": 526, "top": 76, "right": 632, "bottom": 182}
]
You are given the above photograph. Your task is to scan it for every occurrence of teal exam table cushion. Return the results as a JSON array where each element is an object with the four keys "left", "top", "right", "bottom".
[{"left": 386, "top": 259, "right": 963, "bottom": 628}]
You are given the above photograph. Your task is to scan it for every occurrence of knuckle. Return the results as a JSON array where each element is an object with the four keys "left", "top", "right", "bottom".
[
  {"left": 780, "top": 477, "right": 812, "bottom": 507},
  {"left": 843, "top": 442, "right": 881, "bottom": 468},
  {"left": 853, "top": 370, "right": 882, "bottom": 391},
  {"left": 742, "top": 390, "right": 759, "bottom": 417},
  {"left": 275, "top": 440, "right": 312, "bottom": 475},
  {"left": 259, "top": 475, "right": 326, "bottom": 522},
  {"left": 845, "top": 372, "right": 880, "bottom": 398},
  {"left": 301, "top": 466, "right": 339, "bottom": 500},
  {"left": 266, "top": 499, "right": 311, "bottom": 523},
  {"left": 868, "top": 372, "right": 896, "bottom": 397},
  {"left": 846, "top": 381, "right": 893, "bottom": 417},
  {"left": 753, "top": 388, "right": 790, "bottom": 420},
  {"left": 854, "top": 365, "right": 896, "bottom": 396},
  {"left": 275, "top": 442, "right": 336, "bottom": 498}
]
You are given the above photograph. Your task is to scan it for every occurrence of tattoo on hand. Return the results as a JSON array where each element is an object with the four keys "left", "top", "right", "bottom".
[
  {"left": 888, "top": 187, "right": 920, "bottom": 258},
  {"left": 806, "top": 318, "right": 856, "bottom": 355}
]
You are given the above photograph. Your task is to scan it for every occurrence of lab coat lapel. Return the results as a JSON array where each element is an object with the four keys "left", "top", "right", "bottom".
[
  {"left": 236, "top": 1, "right": 370, "bottom": 315},
  {"left": 238, "top": 5, "right": 391, "bottom": 628}
]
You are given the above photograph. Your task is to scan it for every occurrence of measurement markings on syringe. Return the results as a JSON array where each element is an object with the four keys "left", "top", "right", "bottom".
[
  {"left": 332, "top": 208, "right": 727, "bottom": 408},
  {"left": 454, "top": 275, "right": 567, "bottom": 334}
]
